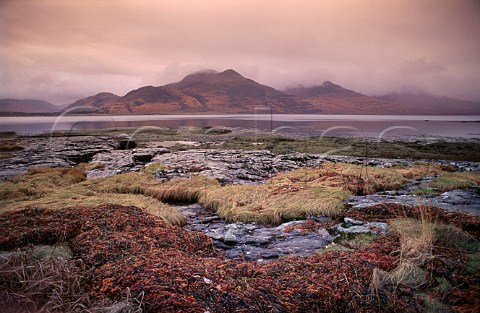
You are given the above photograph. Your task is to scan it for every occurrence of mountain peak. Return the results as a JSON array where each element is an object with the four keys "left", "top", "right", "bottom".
[
  {"left": 322, "top": 81, "right": 338, "bottom": 88},
  {"left": 218, "top": 69, "right": 244, "bottom": 78}
]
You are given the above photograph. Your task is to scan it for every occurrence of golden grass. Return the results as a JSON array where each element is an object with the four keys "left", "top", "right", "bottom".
[
  {"left": 81, "top": 172, "right": 158, "bottom": 194},
  {"left": 390, "top": 217, "right": 434, "bottom": 266},
  {"left": 76, "top": 162, "right": 105, "bottom": 171},
  {"left": 394, "top": 163, "right": 451, "bottom": 180},
  {"left": 201, "top": 184, "right": 348, "bottom": 224},
  {"left": 0, "top": 167, "right": 86, "bottom": 201},
  {"left": 145, "top": 175, "right": 220, "bottom": 203},
  {"left": 0, "top": 185, "right": 186, "bottom": 226},
  {"left": 269, "top": 162, "right": 407, "bottom": 195},
  {"left": 0, "top": 169, "right": 185, "bottom": 226},
  {"left": 2, "top": 161, "right": 475, "bottom": 227}
]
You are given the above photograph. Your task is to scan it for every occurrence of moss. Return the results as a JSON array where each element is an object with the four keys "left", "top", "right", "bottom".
[
  {"left": 141, "top": 162, "right": 169, "bottom": 175},
  {"left": 410, "top": 187, "right": 438, "bottom": 197}
]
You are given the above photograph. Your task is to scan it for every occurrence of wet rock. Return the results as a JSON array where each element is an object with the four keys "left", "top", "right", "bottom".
[{"left": 175, "top": 203, "right": 334, "bottom": 261}]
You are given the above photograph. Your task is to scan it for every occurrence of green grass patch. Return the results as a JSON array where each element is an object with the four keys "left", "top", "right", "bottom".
[
  {"left": 410, "top": 187, "right": 438, "bottom": 197},
  {"left": 425, "top": 173, "right": 478, "bottom": 192}
]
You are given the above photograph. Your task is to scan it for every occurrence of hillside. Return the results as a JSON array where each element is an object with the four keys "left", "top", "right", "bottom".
[
  {"left": 0, "top": 99, "right": 63, "bottom": 113},
  {"left": 375, "top": 93, "right": 480, "bottom": 115},
  {"left": 286, "top": 82, "right": 398, "bottom": 114},
  {"left": 64, "top": 92, "right": 120, "bottom": 113}
]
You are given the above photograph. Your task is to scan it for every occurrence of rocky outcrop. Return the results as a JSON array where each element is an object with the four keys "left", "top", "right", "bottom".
[
  {"left": 88, "top": 147, "right": 170, "bottom": 178},
  {"left": 0, "top": 136, "right": 117, "bottom": 180}
]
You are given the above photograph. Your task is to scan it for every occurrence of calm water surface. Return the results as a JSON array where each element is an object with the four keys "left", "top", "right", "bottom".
[{"left": 0, "top": 114, "right": 479, "bottom": 139}]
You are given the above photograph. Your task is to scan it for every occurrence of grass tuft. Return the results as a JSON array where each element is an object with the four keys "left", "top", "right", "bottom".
[
  {"left": 0, "top": 140, "right": 23, "bottom": 151},
  {"left": 0, "top": 167, "right": 86, "bottom": 201},
  {"left": 0, "top": 245, "right": 143, "bottom": 312}
]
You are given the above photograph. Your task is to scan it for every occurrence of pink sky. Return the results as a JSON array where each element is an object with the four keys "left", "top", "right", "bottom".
[{"left": 1, "top": 0, "right": 479, "bottom": 104}]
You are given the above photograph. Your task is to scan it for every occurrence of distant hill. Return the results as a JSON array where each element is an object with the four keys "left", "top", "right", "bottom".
[
  {"left": 64, "top": 92, "right": 120, "bottom": 113},
  {"left": 285, "top": 82, "right": 399, "bottom": 114},
  {"left": 100, "top": 69, "right": 315, "bottom": 114},
  {"left": 0, "top": 99, "right": 63, "bottom": 113},
  {"left": 3, "top": 69, "right": 479, "bottom": 115},
  {"left": 375, "top": 93, "right": 480, "bottom": 115}
]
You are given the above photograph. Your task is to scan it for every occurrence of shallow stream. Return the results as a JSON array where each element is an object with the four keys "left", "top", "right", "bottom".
[{"left": 176, "top": 203, "right": 335, "bottom": 261}]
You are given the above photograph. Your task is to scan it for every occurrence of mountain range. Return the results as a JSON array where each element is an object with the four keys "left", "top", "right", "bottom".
[{"left": 1, "top": 69, "right": 479, "bottom": 115}]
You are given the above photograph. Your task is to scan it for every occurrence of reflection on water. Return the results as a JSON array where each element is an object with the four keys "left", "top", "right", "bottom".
[{"left": 0, "top": 114, "right": 479, "bottom": 139}]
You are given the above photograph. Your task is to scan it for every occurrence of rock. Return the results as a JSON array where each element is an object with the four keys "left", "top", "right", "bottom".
[
  {"left": 118, "top": 139, "right": 137, "bottom": 150},
  {"left": 0, "top": 135, "right": 117, "bottom": 180},
  {"left": 343, "top": 217, "right": 363, "bottom": 226},
  {"left": 336, "top": 220, "right": 388, "bottom": 238},
  {"left": 348, "top": 187, "right": 480, "bottom": 216},
  {"left": 132, "top": 148, "right": 170, "bottom": 163},
  {"left": 223, "top": 224, "right": 247, "bottom": 244}
]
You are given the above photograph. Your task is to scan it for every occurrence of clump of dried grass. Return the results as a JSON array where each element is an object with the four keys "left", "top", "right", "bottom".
[
  {"left": 146, "top": 175, "right": 220, "bottom": 204},
  {"left": 81, "top": 172, "right": 158, "bottom": 195},
  {"left": 391, "top": 216, "right": 434, "bottom": 266},
  {"left": 200, "top": 183, "right": 348, "bottom": 224},
  {"left": 0, "top": 245, "right": 143, "bottom": 312},
  {"left": 395, "top": 163, "right": 450, "bottom": 180},
  {"left": 269, "top": 162, "right": 407, "bottom": 196},
  {"left": 373, "top": 206, "right": 475, "bottom": 294},
  {"left": 77, "top": 162, "right": 105, "bottom": 171},
  {"left": 0, "top": 167, "right": 86, "bottom": 201},
  {"left": 0, "top": 170, "right": 186, "bottom": 226},
  {"left": 140, "top": 162, "right": 169, "bottom": 175}
]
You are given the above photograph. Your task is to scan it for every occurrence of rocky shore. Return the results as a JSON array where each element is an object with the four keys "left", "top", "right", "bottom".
[{"left": 1, "top": 130, "right": 479, "bottom": 312}]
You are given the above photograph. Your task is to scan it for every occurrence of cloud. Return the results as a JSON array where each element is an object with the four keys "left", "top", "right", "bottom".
[{"left": 1, "top": 0, "right": 479, "bottom": 104}]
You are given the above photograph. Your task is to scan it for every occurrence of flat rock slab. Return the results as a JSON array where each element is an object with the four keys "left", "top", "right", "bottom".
[{"left": 348, "top": 187, "right": 480, "bottom": 216}]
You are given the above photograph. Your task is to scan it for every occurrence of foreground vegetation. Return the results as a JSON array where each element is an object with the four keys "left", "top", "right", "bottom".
[
  {"left": 0, "top": 203, "right": 479, "bottom": 312},
  {"left": 0, "top": 156, "right": 479, "bottom": 311}
]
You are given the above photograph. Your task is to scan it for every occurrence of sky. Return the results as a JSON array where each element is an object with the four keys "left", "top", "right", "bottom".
[{"left": 1, "top": 0, "right": 480, "bottom": 105}]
